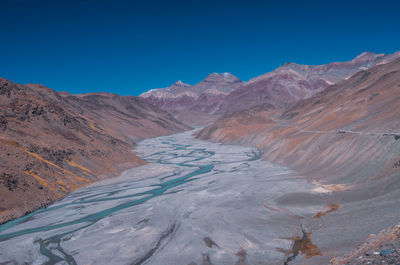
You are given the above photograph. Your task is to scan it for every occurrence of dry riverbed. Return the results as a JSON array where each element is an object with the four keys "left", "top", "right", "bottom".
[{"left": 0, "top": 130, "right": 344, "bottom": 265}]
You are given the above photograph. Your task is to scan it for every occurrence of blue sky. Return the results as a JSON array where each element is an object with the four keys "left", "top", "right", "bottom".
[{"left": 1, "top": 0, "right": 399, "bottom": 95}]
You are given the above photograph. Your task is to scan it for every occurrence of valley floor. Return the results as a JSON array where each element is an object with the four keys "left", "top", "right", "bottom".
[
  {"left": 0, "top": 130, "right": 339, "bottom": 265},
  {"left": 1, "top": 130, "right": 398, "bottom": 264}
]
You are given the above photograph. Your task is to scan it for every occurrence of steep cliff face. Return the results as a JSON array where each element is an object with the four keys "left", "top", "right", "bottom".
[
  {"left": 0, "top": 78, "right": 189, "bottom": 223},
  {"left": 196, "top": 58, "right": 400, "bottom": 264}
]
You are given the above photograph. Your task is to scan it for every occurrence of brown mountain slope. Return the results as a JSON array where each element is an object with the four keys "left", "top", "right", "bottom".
[
  {"left": 196, "top": 58, "right": 400, "bottom": 264},
  {"left": 0, "top": 78, "right": 189, "bottom": 224}
]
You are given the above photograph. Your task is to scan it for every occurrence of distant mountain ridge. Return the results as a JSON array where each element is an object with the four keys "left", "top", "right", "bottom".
[
  {"left": 139, "top": 51, "right": 400, "bottom": 125},
  {"left": 141, "top": 72, "right": 242, "bottom": 99},
  {"left": 140, "top": 72, "right": 244, "bottom": 124}
]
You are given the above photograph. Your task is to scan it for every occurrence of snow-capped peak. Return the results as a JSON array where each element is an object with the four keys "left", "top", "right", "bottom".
[{"left": 172, "top": 80, "right": 190, "bottom": 87}]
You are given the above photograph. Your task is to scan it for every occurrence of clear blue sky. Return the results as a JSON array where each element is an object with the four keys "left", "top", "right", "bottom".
[{"left": 1, "top": 0, "right": 399, "bottom": 95}]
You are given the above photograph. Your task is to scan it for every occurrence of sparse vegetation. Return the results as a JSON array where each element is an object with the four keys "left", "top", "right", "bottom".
[
  {"left": 0, "top": 173, "right": 28, "bottom": 191},
  {"left": 0, "top": 115, "right": 7, "bottom": 130}
]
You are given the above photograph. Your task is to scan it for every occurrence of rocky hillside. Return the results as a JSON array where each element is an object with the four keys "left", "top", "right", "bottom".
[
  {"left": 331, "top": 224, "right": 400, "bottom": 265},
  {"left": 196, "top": 57, "right": 400, "bottom": 264},
  {"left": 0, "top": 78, "right": 189, "bottom": 224}
]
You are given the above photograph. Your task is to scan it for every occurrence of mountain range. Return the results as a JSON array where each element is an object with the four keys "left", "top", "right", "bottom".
[{"left": 140, "top": 51, "right": 400, "bottom": 125}]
